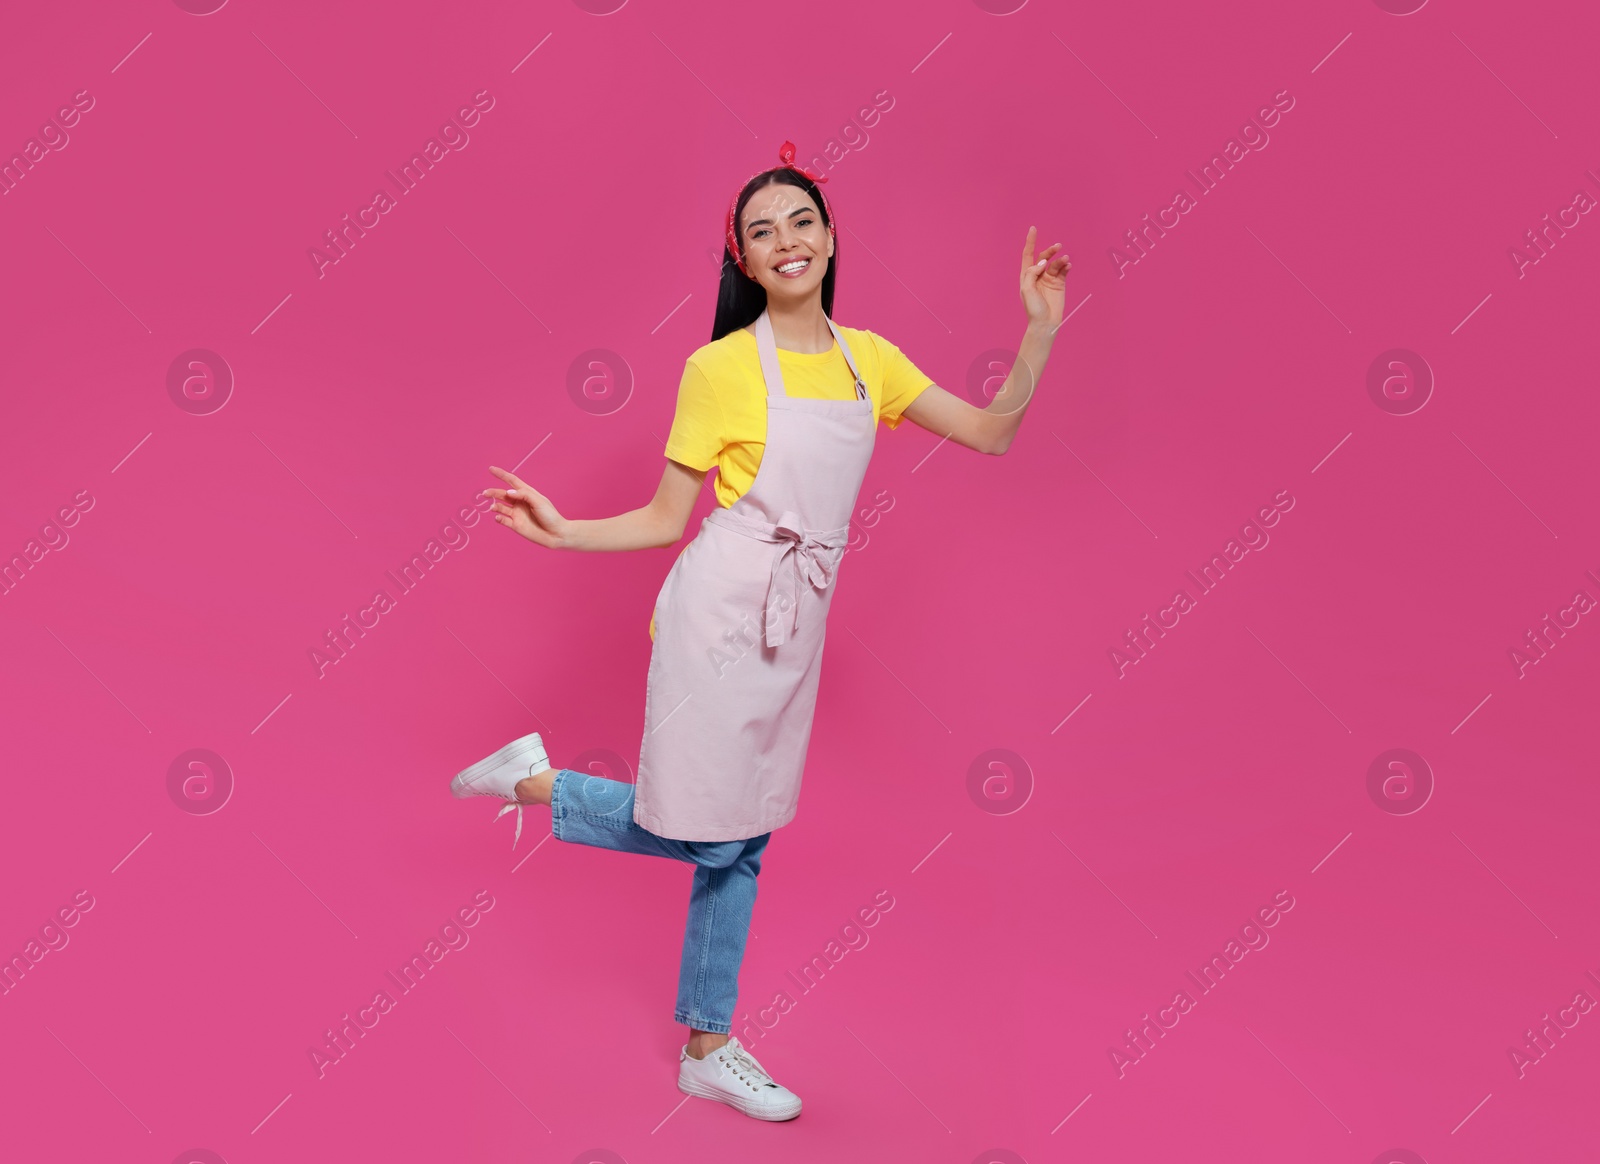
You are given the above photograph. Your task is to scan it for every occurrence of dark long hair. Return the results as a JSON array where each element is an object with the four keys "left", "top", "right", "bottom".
[{"left": 710, "top": 169, "right": 838, "bottom": 342}]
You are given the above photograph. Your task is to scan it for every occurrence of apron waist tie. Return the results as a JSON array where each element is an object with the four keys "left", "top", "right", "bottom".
[{"left": 706, "top": 507, "right": 849, "bottom": 648}]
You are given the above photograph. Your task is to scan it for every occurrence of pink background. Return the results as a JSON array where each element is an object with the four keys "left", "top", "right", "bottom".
[{"left": 3, "top": 1, "right": 1597, "bottom": 1161}]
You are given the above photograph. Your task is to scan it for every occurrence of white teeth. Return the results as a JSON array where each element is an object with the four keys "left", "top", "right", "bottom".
[{"left": 777, "top": 260, "right": 809, "bottom": 273}]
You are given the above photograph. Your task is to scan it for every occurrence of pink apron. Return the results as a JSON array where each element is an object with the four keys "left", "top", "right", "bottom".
[{"left": 633, "top": 309, "right": 876, "bottom": 841}]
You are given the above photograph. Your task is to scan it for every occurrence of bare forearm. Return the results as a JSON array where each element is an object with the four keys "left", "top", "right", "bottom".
[
  {"left": 560, "top": 505, "right": 680, "bottom": 552},
  {"left": 986, "top": 321, "right": 1056, "bottom": 453}
]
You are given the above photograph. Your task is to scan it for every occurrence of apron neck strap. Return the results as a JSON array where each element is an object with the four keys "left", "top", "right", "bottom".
[{"left": 754, "top": 309, "right": 869, "bottom": 401}]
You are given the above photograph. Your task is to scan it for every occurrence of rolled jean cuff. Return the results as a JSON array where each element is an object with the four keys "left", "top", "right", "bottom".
[
  {"left": 674, "top": 1011, "right": 732, "bottom": 1035},
  {"left": 549, "top": 768, "right": 569, "bottom": 841}
]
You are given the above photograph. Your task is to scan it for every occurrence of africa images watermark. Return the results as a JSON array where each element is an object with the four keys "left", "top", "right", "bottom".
[
  {"left": 2, "top": 890, "right": 97, "bottom": 998},
  {"left": 1507, "top": 169, "right": 1600, "bottom": 279},
  {"left": 1506, "top": 969, "right": 1600, "bottom": 1080},
  {"left": 733, "top": 888, "right": 896, "bottom": 1049},
  {"left": 1, "top": 490, "right": 96, "bottom": 599},
  {"left": 307, "top": 89, "right": 497, "bottom": 278},
  {"left": 1108, "top": 490, "right": 1296, "bottom": 677},
  {"left": 1109, "top": 889, "right": 1297, "bottom": 1078},
  {"left": 708, "top": 590, "right": 795, "bottom": 678},
  {"left": 1506, "top": 568, "right": 1600, "bottom": 679},
  {"left": 0, "top": 89, "right": 96, "bottom": 198},
  {"left": 306, "top": 487, "right": 496, "bottom": 678},
  {"left": 1110, "top": 89, "right": 1297, "bottom": 278},
  {"left": 306, "top": 890, "right": 496, "bottom": 1078}
]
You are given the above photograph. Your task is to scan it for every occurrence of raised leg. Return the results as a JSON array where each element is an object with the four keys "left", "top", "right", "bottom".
[{"left": 548, "top": 769, "right": 739, "bottom": 863}]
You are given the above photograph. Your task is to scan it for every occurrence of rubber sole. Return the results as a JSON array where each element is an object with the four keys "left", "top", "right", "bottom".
[
  {"left": 450, "top": 732, "right": 550, "bottom": 800},
  {"left": 677, "top": 1076, "right": 802, "bottom": 1121}
]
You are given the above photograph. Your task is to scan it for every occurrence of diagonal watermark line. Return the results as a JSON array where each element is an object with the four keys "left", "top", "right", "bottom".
[
  {"left": 1311, "top": 831, "right": 1351, "bottom": 874},
  {"left": 1051, "top": 291, "right": 1093, "bottom": 336},
  {"left": 1310, "top": 432, "right": 1351, "bottom": 474},
  {"left": 1051, "top": 31, "right": 1157, "bottom": 138},
  {"left": 510, "top": 829, "right": 554, "bottom": 874},
  {"left": 1051, "top": 830, "right": 1157, "bottom": 938},
  {"left": 251, "top": 292, "right": 294, "bottom": 335},
  {"left": 252, "top": 692, "right": 294, "bottom": 735},
  {"left": 46, "top": 1026, "right": 151, "bottom": 1133},
  {"left": 251, "top": 430, "right": 359, "bottom": 538},
  {"left": 652, "top": 293, "right": 693, "bottom": 334},
  {"left": 651, "top": 32, "right": 757, "bottom": 137},
  {"left": 251, "top": 1092, "right": 293, "bottom": 1135},
  {"left": 1451, "top": 431, "right": 1557, "bottom": 538},
  {"left": 111, "top": 832, "right": 153, "bottom": 874},
  {"left": 112, "top": 431, "right": 152, "bottom": 473},
  {"left": 844, "top": 1024, "right": 952, "bottom": 1133},
  {"left": 1310, "top": 32, "right": 1352, "bottom": 74},
  {"left": 249, "top": 1093, "right": 294, "bottom": 1132},
  {"left": 445, "top": 1025, "right": 551, "bottom": 1131},
  {"left": 45, "top": 226, "right": 151, "bottom": 333},
  {"left": 252, "top": 830, "right": 359, "bottom": 939},
  {"left": 1451, "top": 31, "right": 1557, "bottom": 138},
  {"left": 251, "top": 31, "right": 358, "bottom": 138},
  {"left": 445, "top": 226, "right": 550, "bottom": 331},
  {"left": 1245, "top": 626, "right": 1351, "bottom": 733},
  {"left": 1051, "top": 1091, "right": 1093, "bottom": 1133},
  {"left": 840, "top": 225, "right": 951, "bottom": 332},
  {"left": 843, "top": 625, "right": 952, "bottom": 732},
  {"left": 1451, "top": 292, "right": 1493, "bottom": 334},
  {"left": 111, "top": 32, "right": 152, "bottom": 74},
  {"left": 909, "top": 431, "right": 955, "bottom": 473},
  {"left": 1243, "top": 225, "right": 1350, "bottom": 332},
  {"left": 1451, "top": 1091, "right": 1493, "bottom": 1134},
  {"left": 649, "top": 691, "right": 694, "bottom": 732},
  {"left": 910, "top": 831, "right": 952, "bottom": 874},
  {"left": 910, "top": 32, "right": 952, "bottom": 74},
  {"left": 1312, "top": 32, "right": 1350, "bottom": 75},
  {"left": 1450, "top": 691, "right": 1492, "bottom": 735},
  {"left": 1451, "top": 830, "right": 1558, "bottom": 939},
  {"left": 1052, "top": 432, "right": 1157, "bottom": 537},
  {"left": 1245, "top": 1025, "right": 1351, "bottom": 1133},
  {"left": 650, "top": 1094, "right": 693, "bottom": 1134},
  {"left": 443, "top": 624, "right": 551, "bottom": 733},
  {"left": 510, "top": 31, "right": 553, "bottom": 74},
  {"left": 1050, "top": 691, "right": 1093, "bottom": 734},
  {"left": 44, "top": 625, "right": 151, "bottom": 732},
  {"left": 509, "top": 434, "right": 553, "bottom": 475}
]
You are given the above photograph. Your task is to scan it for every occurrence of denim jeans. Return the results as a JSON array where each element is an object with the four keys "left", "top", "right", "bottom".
[{"left": 549, "top": 768, "right": 771, "bottom": 1035}]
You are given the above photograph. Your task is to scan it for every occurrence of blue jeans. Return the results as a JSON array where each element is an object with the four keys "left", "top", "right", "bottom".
[{"left": 549, "top": 769, "right": 771, "bottom": 1035}]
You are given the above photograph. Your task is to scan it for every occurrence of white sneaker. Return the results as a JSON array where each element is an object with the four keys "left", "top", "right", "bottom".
[
  {"left": 449, "top": 732, "right": 551, "bottom": 850},
  {"left": 677, "top": 1035, "right": 801, "bottom": 1121}
]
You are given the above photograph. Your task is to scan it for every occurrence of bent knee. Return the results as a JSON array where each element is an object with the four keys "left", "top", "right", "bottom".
[{"left": 684, "top": 841, "right": 749, "bottom": 869}]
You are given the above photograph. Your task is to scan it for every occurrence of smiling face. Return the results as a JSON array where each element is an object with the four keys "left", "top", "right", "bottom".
[{"left": 737, "top": 180, "right": 834, "bottom": 296}]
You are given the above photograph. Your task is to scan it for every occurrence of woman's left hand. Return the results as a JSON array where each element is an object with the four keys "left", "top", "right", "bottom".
[{"left": 1020, "top": 226, "right": 1070, "bottom": 330}]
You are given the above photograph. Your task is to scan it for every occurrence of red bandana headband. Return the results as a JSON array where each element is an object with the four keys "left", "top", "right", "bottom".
[{"left": 724, "top": 140, "right": 834, "bottom": 277}]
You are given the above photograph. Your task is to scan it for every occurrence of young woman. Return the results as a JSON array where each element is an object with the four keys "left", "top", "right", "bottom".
[{"left": 450, "top": 141, "right": 1069, "bottom": 1121}]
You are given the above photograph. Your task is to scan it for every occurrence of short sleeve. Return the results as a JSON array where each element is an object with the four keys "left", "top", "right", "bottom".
[
  {"left": 871, "top": 332, "right": 935, "bottom": 430},
  {"left": 663, "top": 357, "right": 725, "bottom": 470}
]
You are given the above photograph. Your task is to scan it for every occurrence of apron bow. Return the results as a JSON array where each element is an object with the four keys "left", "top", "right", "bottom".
[{"left": 766, "top": 510, "right": 846, "bottom": 648}]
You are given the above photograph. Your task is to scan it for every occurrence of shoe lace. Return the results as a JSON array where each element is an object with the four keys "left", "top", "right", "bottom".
[
  {"left": 721, "top": 1041, "right": 776, "bottom": 1090},
  {"left": 495, "top": 801, "right": 524, "bottom": 849}
]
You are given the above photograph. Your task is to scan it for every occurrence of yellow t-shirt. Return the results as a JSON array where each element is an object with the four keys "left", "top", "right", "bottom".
[{"left": 650, "top": 323, "right": 934, "bottom": 640}]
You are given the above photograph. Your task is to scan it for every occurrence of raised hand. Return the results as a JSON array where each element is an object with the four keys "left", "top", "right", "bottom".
[
  {"left": 484, "top": 465, "right": 569, "bottom": 548},
  {"left": 1020, "top": 225, "right": 1070, "bottom": 330}
]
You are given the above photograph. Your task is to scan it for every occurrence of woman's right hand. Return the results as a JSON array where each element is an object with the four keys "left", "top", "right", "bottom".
[{"left": 484, "top": 465, "right": 569, "bottom": 549}]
